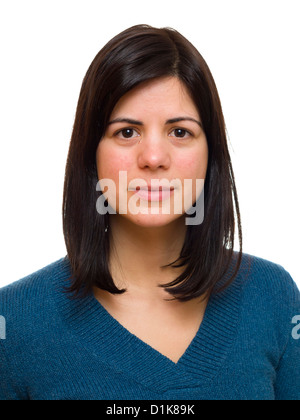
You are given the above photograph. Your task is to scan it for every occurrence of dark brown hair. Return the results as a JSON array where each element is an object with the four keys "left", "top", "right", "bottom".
[{"left": 63, "top": 24, "right": 243, "bottom": 301}]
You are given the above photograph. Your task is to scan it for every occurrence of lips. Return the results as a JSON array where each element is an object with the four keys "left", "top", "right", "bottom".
[
  {"left": 132, "top": 186, "right": 174, "bottom": 202},
  {"left": 137, "top": 186, "right": 175, "bottom": 192}
]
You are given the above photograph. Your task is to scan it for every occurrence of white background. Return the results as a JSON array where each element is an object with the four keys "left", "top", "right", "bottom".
[{"left": 0, "top": 0, "right": 299, "bottom": 288}]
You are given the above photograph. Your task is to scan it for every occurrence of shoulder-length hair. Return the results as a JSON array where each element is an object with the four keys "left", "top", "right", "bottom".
[{"left": 63, "top": 24, "right": 243, "bottom": 302}]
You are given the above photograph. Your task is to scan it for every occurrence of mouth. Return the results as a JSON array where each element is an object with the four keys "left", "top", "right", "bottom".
[
  {"left": 129, "top": 185, "right": 175, "bottom": 202},
  {"left": 138, "top": 186, "right": 175, "bottom": 192}
]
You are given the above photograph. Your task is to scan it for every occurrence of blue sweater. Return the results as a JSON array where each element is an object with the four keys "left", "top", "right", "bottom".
[{"left": 0, "top": 254, "right": 299, "bottom": 400}]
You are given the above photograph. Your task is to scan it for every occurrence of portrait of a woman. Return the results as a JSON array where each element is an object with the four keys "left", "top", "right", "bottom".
[{"left": 0, "top": 24, "right": 299, "bottom": 400}]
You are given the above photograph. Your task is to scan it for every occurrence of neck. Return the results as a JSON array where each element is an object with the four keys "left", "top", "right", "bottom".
[{"left": 107, "top": 215, "right": 187, "bottom": 294}]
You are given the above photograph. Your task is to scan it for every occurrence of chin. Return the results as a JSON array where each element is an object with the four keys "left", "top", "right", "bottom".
[
  {"left": 113, "top": 214, "right": 185, "bottom": 229},
  {"left": 117, "top": 213, "right": 186, "bottom": 229}
]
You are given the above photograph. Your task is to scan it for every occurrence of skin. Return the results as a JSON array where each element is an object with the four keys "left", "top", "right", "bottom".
[{"left": 94, "top": 76, "right": 209, "bottom": 363}]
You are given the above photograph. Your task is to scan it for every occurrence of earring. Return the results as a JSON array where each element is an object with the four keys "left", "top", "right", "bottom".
[{"left": 105, "top": 225, "right": 109, "bottom": 233}]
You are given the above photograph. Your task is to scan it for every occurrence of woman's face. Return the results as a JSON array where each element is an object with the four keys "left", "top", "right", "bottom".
[{"left": 96, "top": 76, "right": 209, "bottom": 228}]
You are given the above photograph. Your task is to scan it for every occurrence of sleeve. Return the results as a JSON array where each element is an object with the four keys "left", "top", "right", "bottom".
[
  {"left": 0, "top": 342, "right": 22, "bottom": 400},
  {"left": 0, "top": 302, "right": 26, "bottom": 400},
  {"left": 274, "top": 276, "right": 300, "bottom": 401}
]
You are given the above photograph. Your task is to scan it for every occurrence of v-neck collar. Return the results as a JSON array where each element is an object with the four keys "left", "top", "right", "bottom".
[{"left": 56, "top": 258, "right": 244, "bottom": 393}]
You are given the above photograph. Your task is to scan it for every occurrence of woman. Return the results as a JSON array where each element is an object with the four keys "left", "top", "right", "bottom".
[{"left": 0, "top": 25, "right": 299, "bottom": 400}]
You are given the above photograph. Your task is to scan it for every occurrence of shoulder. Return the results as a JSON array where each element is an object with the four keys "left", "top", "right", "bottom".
[
  {"left": 235, "top": 253, "right": 300, "bottom": 340},
  {"left": 0, "top": 258, "right": 71, "bottom": 303},
  {"left": 0, "top": 258, "right": 71, "bottom": 330},
  {"left": 0, "top": 259, "right": 72, "bottom": 398},
  {"left": 238, "top": 253, "right": 299, "bottom": 304}
]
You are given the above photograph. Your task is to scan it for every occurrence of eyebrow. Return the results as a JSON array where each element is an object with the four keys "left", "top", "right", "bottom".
[{"left": 108, "top": 117, "right": 203, "bottom": 128}]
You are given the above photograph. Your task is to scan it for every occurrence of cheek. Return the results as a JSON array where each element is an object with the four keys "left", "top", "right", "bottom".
[
  {"left": 175, "top": 148, "right": 208, "bottom": 210},
  {"left": 96, "top": 142, "right": 133, "bottom": 182},
  {"left": 176, "top": 148, "right": 209, "bottom": 181}
]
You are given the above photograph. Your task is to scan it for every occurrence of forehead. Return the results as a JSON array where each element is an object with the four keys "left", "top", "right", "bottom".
[{"left": 110, "top": 76, "right": 200, "bottom": 121}]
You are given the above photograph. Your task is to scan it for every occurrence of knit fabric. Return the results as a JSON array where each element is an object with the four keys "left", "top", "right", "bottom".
[{"left": 0, "top": 254, "right": 299, "bottom": 400}]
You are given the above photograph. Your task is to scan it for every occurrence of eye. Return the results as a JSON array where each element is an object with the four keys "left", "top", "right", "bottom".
[
  {"left": 116, "top": 128, "right": 140, "bottom": 139},
  {"left": 169, "top": 128, "right": 192, "bottom": 139}
]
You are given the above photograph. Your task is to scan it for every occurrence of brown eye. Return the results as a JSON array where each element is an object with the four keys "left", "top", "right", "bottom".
[
  {"left": 122, "top": 129, "right": 134, "bottom": 138},
  {"left": 170, "top": 128, "right": 192, "bottom": 139},
  {"left": 116, "top": 128, "right": 140, "bottom": 139},
  {"left": 175, "top": 129, "right": 186, "bottom": 138}
]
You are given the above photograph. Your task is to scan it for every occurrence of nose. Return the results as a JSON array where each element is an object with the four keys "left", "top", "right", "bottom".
[{"left": 137, "top": 133, "right": 171, "bottom": 171}]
